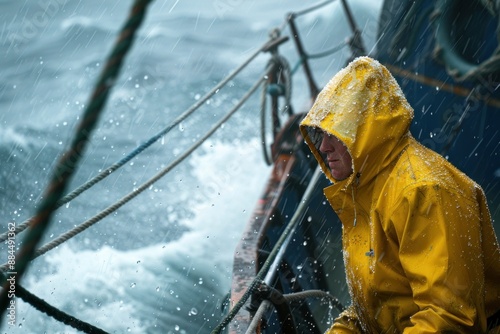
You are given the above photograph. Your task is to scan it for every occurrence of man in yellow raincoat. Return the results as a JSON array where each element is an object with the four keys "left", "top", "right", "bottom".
[{"left": 299, "top": 56, "right": 500, "bottom": 333}]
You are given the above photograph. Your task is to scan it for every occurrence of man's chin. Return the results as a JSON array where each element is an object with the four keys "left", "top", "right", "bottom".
[
  {"left": 330, "top": 169, "right": 352, "bottom": 181},
  {"left": 330, "top": 169, "right": 341, "bottom": 181}
]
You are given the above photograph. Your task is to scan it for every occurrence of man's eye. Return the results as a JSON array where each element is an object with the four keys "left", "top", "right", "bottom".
[{"left": 314, "top": 129, "right": 326, "bottom": 137}]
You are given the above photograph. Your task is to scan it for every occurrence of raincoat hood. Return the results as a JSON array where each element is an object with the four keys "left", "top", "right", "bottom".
[{"left": 300, "top": 56, "right": 414, "bottom": 186}]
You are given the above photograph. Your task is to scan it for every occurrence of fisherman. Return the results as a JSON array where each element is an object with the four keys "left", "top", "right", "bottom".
[{"left": 299, "top": 56, "right": 500, "bottom": 333}]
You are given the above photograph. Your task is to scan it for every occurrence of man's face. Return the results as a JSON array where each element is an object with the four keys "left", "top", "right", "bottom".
[{"left": 318, "top": 131, "right": 353, "bottom": 181}]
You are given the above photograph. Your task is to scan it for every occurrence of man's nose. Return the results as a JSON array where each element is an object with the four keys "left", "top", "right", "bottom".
[{"left": 319, "top": 135, "right": 332, "bottom": 153}]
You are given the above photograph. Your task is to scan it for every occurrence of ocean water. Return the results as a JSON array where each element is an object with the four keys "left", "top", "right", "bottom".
[{"left": 0, "top": 0, "right": 381, "bottom": 333}]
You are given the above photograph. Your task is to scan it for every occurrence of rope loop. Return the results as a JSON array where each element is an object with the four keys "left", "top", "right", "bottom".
[
  {"left": 260, "top": 52, "right": 293, "bottom": 165},
  {"left": 244, "top": 285, "right": 345, "bottom": 334}
]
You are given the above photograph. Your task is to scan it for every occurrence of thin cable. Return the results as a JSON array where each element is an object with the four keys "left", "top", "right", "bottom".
[
  {"left": 276, "top": 0, "right": 337, "bottom": 33},
  {"left": 307, "top": 41, "right": 348, "bottom": 59},
  {"left": 293, "top": 0, "right": 336, "bottom": 17}
]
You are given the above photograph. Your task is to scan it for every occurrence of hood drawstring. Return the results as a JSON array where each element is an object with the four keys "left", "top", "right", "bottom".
[
  {"left": 352, "top": 172, "right": 361, "bottom": 226},
  {"left": 352, "top": 171, "right": 375, "bottom": 264}
]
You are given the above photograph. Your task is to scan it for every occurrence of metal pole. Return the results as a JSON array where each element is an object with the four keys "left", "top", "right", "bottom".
[
  {"left": 340, "top": 0, "right": 366, "bottom": 58},
  {"left": 288, "top": 13, "right": 320, "bottom": 100}
]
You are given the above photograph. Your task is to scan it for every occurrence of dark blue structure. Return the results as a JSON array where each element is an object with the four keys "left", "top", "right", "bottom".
[{"left": 377, "top": 0, "right": 500, "bottom": 227}]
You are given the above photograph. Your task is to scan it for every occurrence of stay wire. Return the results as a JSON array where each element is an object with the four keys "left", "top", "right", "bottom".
[
  {"left": 0, "top": 0, "right": 154, "bottom": 322},
  {"left": 276, "top": 0, "right": 337, "bottom": 35},
  {"left": 292, "top": 0, "right": 336, "bottom": 17}
]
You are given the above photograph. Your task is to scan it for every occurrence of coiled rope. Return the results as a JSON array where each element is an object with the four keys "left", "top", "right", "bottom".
[
  {"left": 209, "top": 166, "right": 322, "bottom": 334},
  {"left": 0, "top": 64, "right": 275, "bottom": 273},
  {"left": 260, "top": 53, "right": 293, "bottom": 165},
  {"left": 259, "top": 39, "right": 349, "bottom": 166},
  {"left": 0, "top": 0, "right": 153, "bottom": 324}
]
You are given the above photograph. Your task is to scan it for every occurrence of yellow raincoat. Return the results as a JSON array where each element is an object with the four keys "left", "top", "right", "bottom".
[{"left": 300, "top": 57, "right": 500, "bottom": 333}]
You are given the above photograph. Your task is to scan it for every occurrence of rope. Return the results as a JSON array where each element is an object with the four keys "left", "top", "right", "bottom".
[
  {"left": 210, "top": 166, "right": 322, "bottom": 334},
  {"left": 283, "top": 290, "right": 345, "bottom": 311},
  {"left": 288, "top": 41, "right": 348, "bottom": 88},
  {"left": 0, "top": 35, "right": 281, "bottom": 245},
  {"left": 1, "top": 272, "right": 108, "bottom": 334},
  {"left": 432, "top": 0, "right": 500, "bottom": 81},
  {"left": 0, "top": 0, "right": 154, "bottom": 322},
  {"left": 260, "top": 54, "right": 292, "bottom": 165},
  {"left": 246, "top": 300, "right": 271, "bottom": 334},
  {"left": 0, "top": 66, "right": 273, "bottom": 273},
  {"left": 244, "top": 289, "right": 344, "bottom": 334},
  {"left": 307, "top": 41, "right": 348, "bottom": 59}
]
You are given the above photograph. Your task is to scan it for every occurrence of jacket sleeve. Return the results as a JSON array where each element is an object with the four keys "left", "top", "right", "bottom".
[
  {"left": 391, "top": 183, "right": 487, "bottom": 333},
  {"left": 325, "top": 306, "right": 363, "bottom": 334}
]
